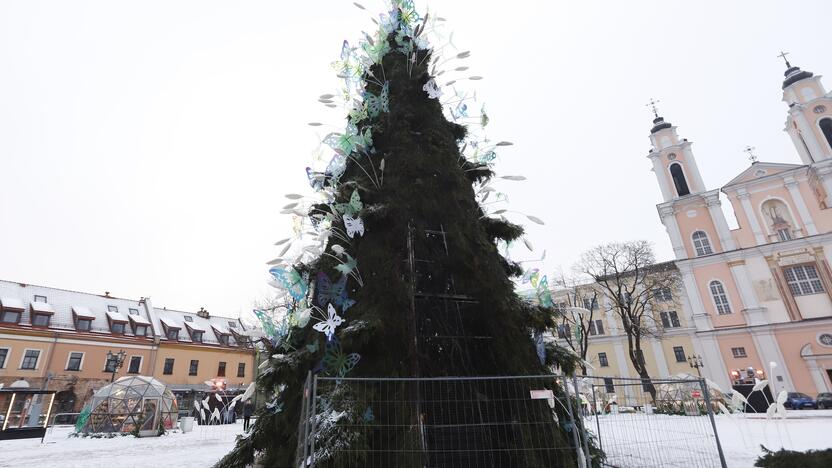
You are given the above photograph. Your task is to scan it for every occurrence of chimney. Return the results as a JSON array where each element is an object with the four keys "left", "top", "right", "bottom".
[{"left": 197, "top": 307, "right": 210, "bottom": 319}]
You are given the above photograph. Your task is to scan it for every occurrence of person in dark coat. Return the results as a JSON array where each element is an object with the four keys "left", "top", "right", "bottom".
[{"left": 243, "top": 400, "right": 254, "bottom": 432}]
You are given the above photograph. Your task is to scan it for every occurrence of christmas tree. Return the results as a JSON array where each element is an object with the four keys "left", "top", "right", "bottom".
[{"left": 217, "top": 2, "right": 583, "bottom": 467}]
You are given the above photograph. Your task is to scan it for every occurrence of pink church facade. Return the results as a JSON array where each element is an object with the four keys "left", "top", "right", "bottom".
[{"left": 649, "top": 60, "right": 832, "bottom": 395}]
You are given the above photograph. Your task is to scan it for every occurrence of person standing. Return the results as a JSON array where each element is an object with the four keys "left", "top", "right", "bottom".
[{"left": 243, "top": 400, "right": 254, "bottom": 432}]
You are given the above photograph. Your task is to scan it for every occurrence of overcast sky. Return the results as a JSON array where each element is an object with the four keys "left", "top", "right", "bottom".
[{"left": 0, "top": 1, "right": 828, "bottom": 317}]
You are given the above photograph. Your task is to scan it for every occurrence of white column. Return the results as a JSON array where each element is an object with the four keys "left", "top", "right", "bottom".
[
  {"left": 650, "top": 340, "right": 670, "bottom": 377},
  {"left": 613, "top": 341, "right": 636, "bottom": 404},
  {"left": 787, "top": 127, "right": 814, "bottom": 165},
  {"left": 727, "top": 262, "right": 760, "bottom": 310},
  {"left": 806, "top": 357, "right": 831, "bottom": 392},
  {"left": 705, "top": 193, "right": 737, "bottom": 251},
  {"left": 750, "top": 330, "right": 795, "bottom": 395},
  {"left": 737, "top": 189, "right": 767, "bottom": 245},
  {"left": 682, "top": 144, "right": 707, "bottom": 193},
  {"left": 793, "top": 110, "right": 827, "bottom": 160},
  {"left": 694, "top": 333, "right": 732, "bottom": 391},
  {"left": 649, "top": 154, "right": 673, "bottom": 201},
  {"left": 784, "top": 177, "right": 818, "bottom": 235},
  {"left": 660, "top": 206, "right": 688, "bottom": 260},
  {"left": 679, "top": 264, "right": 708, "bottom": 319}
]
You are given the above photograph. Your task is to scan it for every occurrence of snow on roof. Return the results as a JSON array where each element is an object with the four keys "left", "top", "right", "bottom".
[
  {"left": 185, "top": 321, "right": 205, "bottom": 332},
  {"left": 211, "top": 324, "right": 230, "bottom": 335},
  {"left": 0, "top": 297, "right": 25, "bottom": 310},
  {"left": 129, "top": 314, "right": 151, "bottom": 325},
  {"left": 160, "top": 316, "right": 181, "bottom": 329},
  {"left": 30, "top": 301, "right": 55, "bottom": 314},
  {"left": 106, "top": 310, "right": 128, "bottom": 323},
  {"left": 72, "top": 306, "right": 96, "bottom": 319}
]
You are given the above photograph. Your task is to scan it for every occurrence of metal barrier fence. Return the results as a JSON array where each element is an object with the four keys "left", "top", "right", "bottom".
[
  {"left": 295, "top": 374, "right": 727, "bottom": 468},
  {"left": 574, "top": 375, "right": 727, "bottom": 468}
]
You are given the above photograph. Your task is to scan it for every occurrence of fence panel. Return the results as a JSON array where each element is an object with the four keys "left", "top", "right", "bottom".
[
  {"left": 295, "top": 374, "right": 726, "bottom": 468},
  {"left": 576, "top": 375, "right": 726, "bottom": 468},
  {"left": 305, "top": 375, "right": 582, "bottom": 468}
]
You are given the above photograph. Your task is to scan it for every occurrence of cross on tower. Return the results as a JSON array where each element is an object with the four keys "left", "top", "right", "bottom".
[
  {"left": 777, "top": 51, "right": 792, "bottom": 69},
  {"left": 744, "top": 146, "right": 758, "bottom": 163},
  {"left": 646, "top": 98, "right": 660, "bottom": 119}
]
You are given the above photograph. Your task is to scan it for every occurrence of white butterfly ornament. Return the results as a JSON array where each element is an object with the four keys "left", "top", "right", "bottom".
[
  {"left": 313, "top": 304, "right": 345, "bottom": 340},
  {"left": 344, "top": 214, "right": 365, "bottom": 238}
]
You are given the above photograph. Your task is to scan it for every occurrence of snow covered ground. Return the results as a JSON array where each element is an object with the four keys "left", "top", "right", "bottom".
[
  {"left": 0, "top": 423, "right": 243, "bottom": 468},
  {"left": 588, "top": 409, "right": 832, "bottom": 467},
  {"left": 0, "top": 412, "right": 830, "bottom": 467}
]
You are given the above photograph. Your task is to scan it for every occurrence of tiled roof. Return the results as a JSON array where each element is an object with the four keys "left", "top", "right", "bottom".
[{"left": 0, "top": 279, "right": 255, "bottom": 346}]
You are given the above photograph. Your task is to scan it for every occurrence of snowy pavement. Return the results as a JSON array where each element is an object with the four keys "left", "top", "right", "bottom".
[
  {"left": 1, "top": 412, "right": 830, "bottom": 467},
  {"left": 0, "top": 423, "right": 243, "bottom": 468}
]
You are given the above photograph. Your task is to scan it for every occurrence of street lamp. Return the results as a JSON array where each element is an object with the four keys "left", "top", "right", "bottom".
[
  {"left": 105, "top": 350, "right": 127, "bottom": 383},
  {"left": 687, "top": 354, "right": 704, "bottom": 378}
]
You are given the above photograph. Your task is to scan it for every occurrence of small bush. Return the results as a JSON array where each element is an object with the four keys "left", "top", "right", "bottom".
[{"left": 755, "top": 445, "right": 832, "bottom": 467}]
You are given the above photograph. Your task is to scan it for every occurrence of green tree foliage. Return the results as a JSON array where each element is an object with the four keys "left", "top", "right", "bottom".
[{"left": 217, "top": 2, "right": 582, "bottom": 466}]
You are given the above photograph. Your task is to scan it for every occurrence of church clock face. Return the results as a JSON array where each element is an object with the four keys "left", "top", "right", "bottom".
[{"left": 819, "top": 333, "right": 832, "bottom": 346}]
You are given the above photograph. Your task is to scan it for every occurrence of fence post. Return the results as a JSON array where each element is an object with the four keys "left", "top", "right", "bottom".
[
  {"left": 563, "top": 375, "right": 586, "bottom": 468},
  {"left": 572, "top": 375, "right": 592, "bottom": 466},
  {"left": 700, "top": 378, "right": 728, "bottom": 468},
  {"left": 589, "top": 383, "right": 603, "bottom": 455},
  {"left": 308, "top": 375, "right": 319, "bottom": 467}
]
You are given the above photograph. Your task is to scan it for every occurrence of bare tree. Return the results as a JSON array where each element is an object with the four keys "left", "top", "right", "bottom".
[
  {"left": 552, "top": 275, "right": 599, "bottom": 375},
  {"left": 578, "top": 241, "right": 679, "bottom": 402}
]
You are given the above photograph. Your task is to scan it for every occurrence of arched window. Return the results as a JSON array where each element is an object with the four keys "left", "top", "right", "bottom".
[
  {"left": 761, "top": 199, "right": 795, "bottom": 241},
  {"left": 820, "top": 118, "right": 832, "bottom": 151},
  {"left": 669, "top": 163, "right": 690, "bottom": 197},
  {"left": 709, "top": 281, "right": 732, "bottom": 314},
  {"left": 692, "top": 231, "right": 713, "bottom": 256}
]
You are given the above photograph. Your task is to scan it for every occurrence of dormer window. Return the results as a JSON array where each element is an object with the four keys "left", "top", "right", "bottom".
[
  {"left": 34, "top": 295, "right": 47, "bottom": 303},
  {"left": 128, "top": 308, "right": 139, "bottom": 315},
  {"left": 0, "top": 297, "right": 25, "bottom": 324},
  {"left": 106, "top": 310, "right": 129, "bottom": 334},
  {"left": 185, "top": 320, "right": 205, "bottom": 342},
  {"left": 108, "top": 305, "right": 118, "bottom": 312},
  {"left": 77, "top": 318, "right": 92, "bottom": 331},
  {"left": 30, "top": 301, "right": 54, "bottom": 327},
  {"left": 72, "top": 306, "right": 96, "bottom": 331},
  {"left": 160, "top": 317, "right": 181, "bottom": 341},
  {"left": 128, "top": 313, "right": 151, "bottom": 337},
  {"left": 212, "top": 325, "right": 231, "bottom": 346}
]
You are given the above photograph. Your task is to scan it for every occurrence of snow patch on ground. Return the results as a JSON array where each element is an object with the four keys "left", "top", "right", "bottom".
[{"left": 0, "top": 423, "right": 242, "bottom": 468}]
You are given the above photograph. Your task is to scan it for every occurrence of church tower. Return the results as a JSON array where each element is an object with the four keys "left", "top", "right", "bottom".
[
  {"left": 646, "top": 104, "right": 737, "bottom": 260},
  {"left": 781, "top": 54, "right": 832, "bottom": 164}
]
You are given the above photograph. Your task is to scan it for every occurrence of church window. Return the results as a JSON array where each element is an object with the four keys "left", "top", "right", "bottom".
[
  {"left": 813, "top": 105, "right": 827, "bottom": 114},
  {"left": 783, "top": 264, "right": 825, "bottom": 296},
  {"left": 692, "top": 231, "right": 713, "bottom": 256},
  {"left": 819, "top": 118, "right": 832, "bottom": 151},
  {"left": 669, "top": 163, "right": 690, "bottom": 197},
  {"left": 709, "top": 281, "right": 732, "bottom": 314}
]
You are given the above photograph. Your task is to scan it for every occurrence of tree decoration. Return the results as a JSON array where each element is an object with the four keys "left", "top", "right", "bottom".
[{"left": 217, "top": 2, "right": 583, "bottom": 467}]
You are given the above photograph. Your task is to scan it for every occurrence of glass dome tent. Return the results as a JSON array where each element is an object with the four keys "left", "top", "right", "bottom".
[{"left": 79, "top": 376, "right": 178, "bottom": 436}]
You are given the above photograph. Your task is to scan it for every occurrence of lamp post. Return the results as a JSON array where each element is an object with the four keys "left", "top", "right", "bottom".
[
  {"left": 687, "top": 354, "right": 704, "bottom": 378},
  {"left": 106, "top": 350, "right": 127, "bottom": 383}
]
